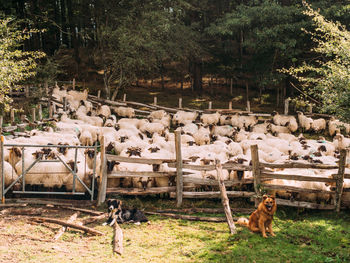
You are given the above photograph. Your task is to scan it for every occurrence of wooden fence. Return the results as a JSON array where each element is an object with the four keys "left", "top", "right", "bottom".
[{"left": 97, "top": 133, "right": 349, "bottom": 211}]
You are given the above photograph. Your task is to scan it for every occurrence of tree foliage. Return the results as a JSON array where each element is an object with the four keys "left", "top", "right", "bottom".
[
  {"left": 281, "top": 2, "right": 350, "bottom": 121},
  {"left": 0, "top": 17, "right": 45, "bottom": 113}
]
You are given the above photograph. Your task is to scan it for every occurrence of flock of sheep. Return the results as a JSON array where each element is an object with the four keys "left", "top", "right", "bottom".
[{"left": 2, "top": 86, "right": 350, "bottom": 206}]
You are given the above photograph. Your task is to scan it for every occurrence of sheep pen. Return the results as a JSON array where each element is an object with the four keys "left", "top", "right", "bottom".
[{"left": 1, "top": 86, "right": 350, "bottom": 212}]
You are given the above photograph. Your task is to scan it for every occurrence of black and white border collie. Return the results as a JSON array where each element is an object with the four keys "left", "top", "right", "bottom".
[{"left": 103, "top": 199, "right": 149, "bottom": 226}]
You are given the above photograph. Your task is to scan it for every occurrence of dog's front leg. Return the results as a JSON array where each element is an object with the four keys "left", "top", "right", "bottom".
[
  {"left": 267, "top": 222, "right": 275, "bottom": 237},
  {"left": 258, "top": 218, "right": 267, "bottom": 238}
]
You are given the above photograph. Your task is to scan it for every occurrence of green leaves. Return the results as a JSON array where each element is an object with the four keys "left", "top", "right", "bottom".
[
  {"left": 0, "top": 17, "right": 45, "bottom": 113},
  {"left": 282, "top": 2, "right": 350, "bottom": 121}
]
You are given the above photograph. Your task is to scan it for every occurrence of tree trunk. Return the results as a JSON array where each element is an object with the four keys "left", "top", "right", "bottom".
[
  {"left": 193, "top": 61, "right": 202, "bottom": 95},
  {"left": 103, "top": 70, "right": 110, "bottom": 99}
]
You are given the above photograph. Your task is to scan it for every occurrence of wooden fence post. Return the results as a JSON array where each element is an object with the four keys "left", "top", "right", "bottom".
[
  {"left": 246, "top": 101, "right": 251, "bottom": 112},
  {"left": 72, "top": 78, "right": 76, "bottom": 90},
  {"left": 284, "top": 98, "right": 289, "bottom": 115},
  {"left": 208, "top": 101, "right": 212, "bottom": 110},
  {"left": 38, "top": 104, "right": 42, "bottom": 121},
  {"left": 178, "top": 98, "right": 182, "bottom": 109},
  {"left": 251, "top": 145, "right": 261, "bottom": 207},
  {"left": 63, "top": 97, "right": 67, "bottom": 112},
  {"left": 31, "top": 108, "right": 36, "bottom": 122},
  {"left": 228, "top": 101, "right": 232, "bottom": 110},
  {"left": 230, "top": 78, "right": 233, "bottom": 96},
  {"left": 216, "top": 160, "right": 237, "bottom": 234},
  {"left": 44, "top": 81, "right": 49, "bottom": 96},
  {"left": 97, "top": 90, "right": 101, "bottom": 98},
  {"left": 123, "top": 94, "right": 127, "bottom": 102},
  {"left": 153, "top": 96, "right": 157, "bottom": 106},
  {"left": 175, "top": 131, "right": 183, "bottom": 207},
  {"left": 335, "top": 149, "right": 346, "bottom": 212},
  {"left": 10, "top": 109, "right": 15, "bottom": 125},
  {"left": 97, "top": 136, "right": 107, "bottom": 205},
  {"left": 25, "top": 86, "right": 29, "bottom": 98},
  {"left": 49, "top": 101, "right": 53, "bottom": 118}
]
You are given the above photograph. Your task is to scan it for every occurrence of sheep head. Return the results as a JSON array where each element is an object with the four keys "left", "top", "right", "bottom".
[
  {"left": 126, "top": 147, "right": 142, "bottom": 157},
  {"left": 106, "top": 142, "right": 115, "bottom": 153},
  {"left": 107, "top": 160, "right": 120, "bottom": 172},
  {"left": 84, "top": 149, "right": 96, "bottom": 159},
  {"left": 138, "top": 177, "right": 153, "bottom": 190},
  {"left": 119, "top": 136, "right": 129, "bottom": 143},
  {"left": 148, "top": 147, "right": 160, "bottom": 153}
]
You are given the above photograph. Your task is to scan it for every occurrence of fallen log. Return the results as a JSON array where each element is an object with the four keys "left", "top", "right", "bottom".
[
  {"left": 113, "top": 222, "right": 123, "bottom": 255},
  {"left": 145, "top": 211, "right": 238, "bottom": 222},
  {"left": 81, "top": 214, "right": 108, "bottom": 225},
  {"left": 0, "top": 203, "right": 28, "bottom": 208},
  {"left": 0, "top": 208, "right": 43, "bottom": 216},
  {"left": 54, "top": 212, "right": 80, "bottom": 240},
  {"left": 155, "top": 207, "right": 254, "bottom": 214},
  {"left": 60, "top": 207, "right": 103, "bottom": 216},
  {"left": 31, "top": 217, "right": 103, "bottom": 236}
]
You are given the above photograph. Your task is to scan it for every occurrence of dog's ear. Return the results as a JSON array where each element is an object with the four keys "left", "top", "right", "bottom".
[
  {"left": 263, "top": 194, "right": 268, "bottom": 200},
  {"left": 270, "top": 195, "right": 275, "bottom": 200}
]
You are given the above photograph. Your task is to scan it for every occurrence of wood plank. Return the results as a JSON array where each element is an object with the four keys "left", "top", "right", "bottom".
[
  {"left": 260, "top": 162, "right": 338, "bottom": 170},
  {"left": 275, "top": 198, "right": 335, "bottom": 210},
  {"left": 61, "top": 207, "right": 104, "bottom": 216},
  {"left": 106, "top": 186, "right": 176, "bottom": 195},
  {"left": 168, "top": 162, "right": 252, "bottom": 171},
  {"left": 108, "top": 171, "right": 177, "bottom": 178},
  {"left": 261, "top": 172, "right": 337, "bottom": 183},
  {"left": 261, "top": 184, "right": 335, "bottom": 194},
  {"left": 183, "top": 175, "right": 254, "bottom": 186},
  {"left": 53, "top": 212, "right": 80, "bottom": 240},
  {"left": 98, "top": 136, "right": 108, "bottom": 205},
  {"left": 106, "top": 154, "right": 177, "bottom": 165},
  {"left": 113, "top": 222, "right": 123, "bottom": 255}
]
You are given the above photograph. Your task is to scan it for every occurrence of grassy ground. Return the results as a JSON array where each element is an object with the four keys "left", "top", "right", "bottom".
[{"left": 0, "top": 197, "right": 349, "bottom": 263}]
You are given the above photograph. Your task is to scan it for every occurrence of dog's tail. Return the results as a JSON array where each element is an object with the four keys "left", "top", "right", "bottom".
[{"left": 236, "top": 217, "right": 249, "bottom": 227}]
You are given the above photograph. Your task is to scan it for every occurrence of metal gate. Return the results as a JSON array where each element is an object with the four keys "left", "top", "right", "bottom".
[{"left": 1, "top": 140, "right": 98, "bottom": 201}]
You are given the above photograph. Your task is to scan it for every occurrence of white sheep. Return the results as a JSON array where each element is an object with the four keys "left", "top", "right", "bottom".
[
  {"left": 172, "top": 111, "right": 198, "bottom": 126},
  {"left": 311, "top": 118, "right": 326, "bottom": 133},
  {"left": 3, "top": 161, "right": 19, "bottom": 187},
  {"left": 113, "top": 106, "right": 135, "bottom": 118},
  {"left": 297, "top": 112, "right": 313, "bottom": 131},
  {"left": 97, "top": 104, "right": 111, "bottom": 118},
  {"left": 200, "top": 112, "right": 220, "bottom": 125},
  {"left": 268, "top": 123, "right": 290, "bottom": 135}
]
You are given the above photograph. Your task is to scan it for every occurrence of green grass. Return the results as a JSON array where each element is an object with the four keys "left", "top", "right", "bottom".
[{"left": 1, "top": 198, "right": 348, "bottom": 263}]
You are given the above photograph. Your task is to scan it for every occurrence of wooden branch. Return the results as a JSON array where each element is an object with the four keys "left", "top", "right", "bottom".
[
  {"left": 53, "top": 212, "right": 80, "bottom": 240},
  {"left": 216, "top": 160, "right": 236, "bottom": 234},
  {"left": 260, "top": 162, "right": 338, "bottom": 170},
  {"left": 31, "top": 217, "right": 103, "bottom": 236},
  {"left": 113, "top": 222, "right": 123, "bottom": 255},
  {"left": 60, "top": 207, "right": 103, "bottom": 216},
  {"left": 261, "top": 172, "right": 337, "bottom": 183},
  {"left": 81, "top": 214, "right": 108, "bottom": 225},
  {"left": 145, "top": 211, "right": 233, "bottom": 222},
  {"left": 275, "top": 198, "right": 335, "bottom": 210},
  {"left": 15, "top": 199, "right": 85, "bottom": 207}
]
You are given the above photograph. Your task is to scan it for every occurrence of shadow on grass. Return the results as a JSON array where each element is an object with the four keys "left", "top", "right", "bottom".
[{"left": 196, "top": 208, "right": 350, "bottom": 263}]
